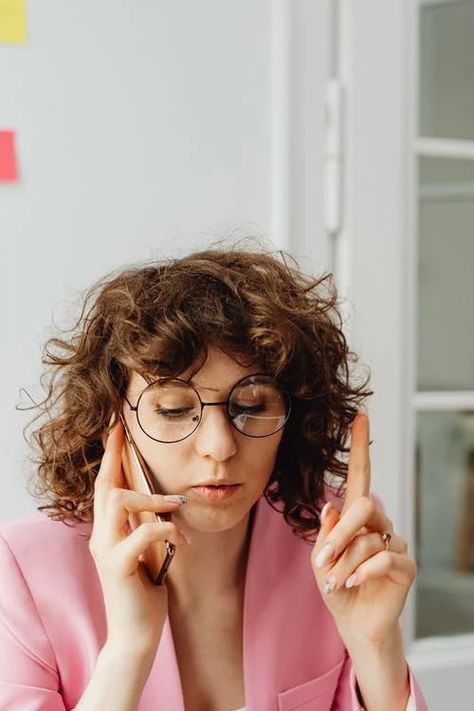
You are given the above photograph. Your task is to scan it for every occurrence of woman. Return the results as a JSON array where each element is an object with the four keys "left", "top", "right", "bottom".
[{"left": 0, "top": 244, "right": 428, "bottom": 710}]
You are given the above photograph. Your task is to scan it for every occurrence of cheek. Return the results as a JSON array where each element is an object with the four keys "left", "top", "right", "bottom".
[
  {"left": 244, "top": 437, "right": 282, "bottom": 477},
  {"left": 139, "top": 443, "right": 184, "bottom": 489}
]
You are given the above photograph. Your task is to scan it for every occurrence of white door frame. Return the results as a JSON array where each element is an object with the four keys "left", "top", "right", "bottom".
[{"left": 271, "top": 0, "right": 332, "bottom": 273}]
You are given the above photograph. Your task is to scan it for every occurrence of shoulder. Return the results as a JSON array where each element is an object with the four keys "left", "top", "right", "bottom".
[
  {"left": 0, "top": 510, "right": 92, "bottom": 551},
  {"left": 0, "top": 511, "right": 93, "bottom": 588}
]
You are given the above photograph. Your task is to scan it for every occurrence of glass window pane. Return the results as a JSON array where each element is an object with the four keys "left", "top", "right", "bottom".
[
  {"left": 416, "top": 410, "right": 474, "bottom": 638},
  {"left": 420, "top": 0, "right": 474, "bottom": 141},
  {"left": 417, "top": 157, "right": 474, "bottom": 391}
]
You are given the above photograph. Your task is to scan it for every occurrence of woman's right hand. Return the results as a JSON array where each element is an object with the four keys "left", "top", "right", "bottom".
[{"left": 89, "top": 418, "right": 188, "bottom": 654}]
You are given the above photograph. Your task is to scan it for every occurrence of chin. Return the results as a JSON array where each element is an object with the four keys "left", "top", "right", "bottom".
[{"left": 184, "top": 505, "right": 250, "bottom": 532}]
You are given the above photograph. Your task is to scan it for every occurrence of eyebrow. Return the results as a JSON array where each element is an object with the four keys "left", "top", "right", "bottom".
[
  {"left": 187, "top": 380, "right": 221, "bottom": 393},
  {"left": 187, "top": 372, "right": 263, "bottom": 394},
  {"left": 140, "top": 372, "right": 221, "bottom": 392},
  {"left": 140, "top": 371, "right": 263, "bottom": 393}
]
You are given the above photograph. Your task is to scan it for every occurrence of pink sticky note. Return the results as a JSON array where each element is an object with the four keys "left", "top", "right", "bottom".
[{"left": 0, "top": 130, "right": 19, "bottom": 182}]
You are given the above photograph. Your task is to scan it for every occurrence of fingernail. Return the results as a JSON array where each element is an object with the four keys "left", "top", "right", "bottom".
[
  {"left": 358, "top": 404, "right": 369, "bottom": 416},
  {"left": 345, "top": 573, "right": 358, "bottom": 588},
  {"left": 324, "top": 576, "right": 337, "bottom": 594},
  {"left": 315, "top": 542, "right": 335, "bottom": 568},
  {"left": 320, "top": 502, "right": 332, "bottom": 525},
  {"left": 164, "top": 494, "right": 188, "bottom": 504}
]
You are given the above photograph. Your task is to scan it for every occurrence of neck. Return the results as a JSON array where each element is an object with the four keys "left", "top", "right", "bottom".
[{"left": 165, "top": 507, "right": 255, "bottom": 608}]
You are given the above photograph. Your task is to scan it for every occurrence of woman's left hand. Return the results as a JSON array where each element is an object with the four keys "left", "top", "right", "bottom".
[{"left": 311, "top": 413, "right": 417, "bottom": 644}]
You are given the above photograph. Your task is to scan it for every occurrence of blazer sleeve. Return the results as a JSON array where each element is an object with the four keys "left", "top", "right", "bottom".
[
  {"left": 331, "top": 651, "right": 427, "bottom": 710},
  {"left": 0, "top": 532, "right": 66, "bottom": 710}
]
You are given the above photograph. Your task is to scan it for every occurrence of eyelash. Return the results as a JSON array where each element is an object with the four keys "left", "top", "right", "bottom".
[{"left": 155, "top": 404, "right": 265, "bottom": 418}]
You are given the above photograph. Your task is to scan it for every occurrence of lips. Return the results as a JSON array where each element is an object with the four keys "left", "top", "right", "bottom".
[
  {"left": 191, "top": 485, "right": 240, "bottom": 490},
  {"left": 193, "top": 481, "right": 241, "bottom": 487},
  {"left": 192, "top": 484, "right": 242, "bottom": 501}
]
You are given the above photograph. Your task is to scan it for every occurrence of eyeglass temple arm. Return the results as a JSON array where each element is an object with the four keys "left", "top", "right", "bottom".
[{"left": 122, "top": 395, "right": 137, "bottom": 412}]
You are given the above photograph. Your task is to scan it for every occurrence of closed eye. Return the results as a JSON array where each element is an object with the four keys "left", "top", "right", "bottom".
[
  {"left": 233, "top": 404, "right": 265, "bottom": 413},
  {"left": 155, "top": 407, "right": 193, "bottom": 417}
]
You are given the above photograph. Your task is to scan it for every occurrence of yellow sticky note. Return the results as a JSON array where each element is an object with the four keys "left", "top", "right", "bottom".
[{"left": 0, "top": 0, "right": 27, "bottom": 44}]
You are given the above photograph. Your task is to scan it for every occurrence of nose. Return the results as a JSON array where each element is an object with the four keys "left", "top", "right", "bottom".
[{"left": 193, "top": 403, "right": 238, "bottom": 461}]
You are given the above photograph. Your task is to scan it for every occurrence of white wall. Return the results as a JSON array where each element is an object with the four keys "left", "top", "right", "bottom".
[
  {"left": 0, "top": 1, "right": 330, "bottom": 521},
  {"left": 1, "top": 0, "right": 275, "bottom": 521}
]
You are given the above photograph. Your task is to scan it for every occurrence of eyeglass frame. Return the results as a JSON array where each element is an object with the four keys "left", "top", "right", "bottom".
[{"left": 122, "top": 372, "right": 292, "bottom": 444}]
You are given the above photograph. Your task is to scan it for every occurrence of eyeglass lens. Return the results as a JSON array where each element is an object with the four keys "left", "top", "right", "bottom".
[{"left": 136, "top": 375, "right": 288, "bottom": 442}]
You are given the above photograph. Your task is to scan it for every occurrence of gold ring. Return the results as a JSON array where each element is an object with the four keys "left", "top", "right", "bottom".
[{"left": 381, "top": 531, "right": 392, "bottom": 550}]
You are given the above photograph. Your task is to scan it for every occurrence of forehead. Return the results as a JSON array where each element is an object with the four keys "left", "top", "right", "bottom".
[{"left": 128, "top": 349, "right": 259, "bottom": 395}]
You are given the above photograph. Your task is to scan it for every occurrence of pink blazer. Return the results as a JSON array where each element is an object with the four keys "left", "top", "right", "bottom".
[{"left": 0, "top": 486, "right": 428, "bottom": 710}]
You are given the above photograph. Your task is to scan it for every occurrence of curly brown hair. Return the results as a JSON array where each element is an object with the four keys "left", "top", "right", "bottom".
[{"left": 19, "top": 238, "right": 371, "bottom": 543}]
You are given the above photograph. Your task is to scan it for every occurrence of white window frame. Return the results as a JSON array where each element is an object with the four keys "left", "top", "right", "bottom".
[{"left": 332, "top": 0, "right": 474, "bottom": 706}]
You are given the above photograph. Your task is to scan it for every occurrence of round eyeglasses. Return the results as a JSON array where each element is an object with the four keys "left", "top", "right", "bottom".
[{"left": 123, "top": 373, "right": 292, "bottom": 444}]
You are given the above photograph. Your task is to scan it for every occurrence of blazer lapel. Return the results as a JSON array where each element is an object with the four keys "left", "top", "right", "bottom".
[
  {"left": 140, "top": 495, "right": 267, "bottom": 711},
  {"left": 242, "top": 490, "right": 346, "bottom": 711}
]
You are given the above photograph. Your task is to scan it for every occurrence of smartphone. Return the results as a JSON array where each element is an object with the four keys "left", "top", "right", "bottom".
[{"left": 118, "top": 413, "right": 176, "bottom": 585}]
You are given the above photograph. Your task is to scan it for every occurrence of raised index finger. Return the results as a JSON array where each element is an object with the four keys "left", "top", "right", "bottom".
[{"left": 341, "top": 412, "right": 371, "bottom": 516}]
